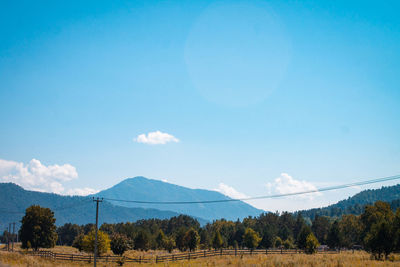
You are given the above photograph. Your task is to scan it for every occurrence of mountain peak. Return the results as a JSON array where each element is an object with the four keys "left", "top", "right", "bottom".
[{"left": 97, "top": 176, "right": 263, "bottom": 221}]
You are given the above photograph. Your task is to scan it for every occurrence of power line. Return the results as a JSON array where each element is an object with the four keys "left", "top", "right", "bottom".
[{"left": 100, "top": 174, "right": 400, "bottom": 205}]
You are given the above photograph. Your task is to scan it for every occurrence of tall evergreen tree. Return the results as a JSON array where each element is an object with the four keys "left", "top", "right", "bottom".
[
  {"left": 327, "top": 221, "right": 341, "bottom": 249},
  {"left": 297, "top": 225, "right": 312, "bottom": 249},
  {"left": 212, "top": 230, "right": 223, "bottom": 249}
]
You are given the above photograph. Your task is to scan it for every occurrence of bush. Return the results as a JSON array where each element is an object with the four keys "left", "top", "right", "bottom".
[
  {"left": 72, "top": 233, "right": 85, "bottom": 251},
  {"left": 243, "top": 228, "right": 261, "bottom": 250},
  {"left": 283, "top": 237, "right": 295, "bottom": 249},
  {"left": 305, "top": 233, "right": 319, "bottom": 254},
  {"left": 81, "top": 230, "right": 110, "bottom": 256},
  {"left": 274, "top": 237, "right": 283, "bottom": 248},
  {"left": 134, "top": 230, "right": 150, "bottom": 251},
  {"left": 164, "top": 236, "right": 176, "bottom": 253},
  {"left": 111, "top": 233, "right": 130, "bottom": 256}
]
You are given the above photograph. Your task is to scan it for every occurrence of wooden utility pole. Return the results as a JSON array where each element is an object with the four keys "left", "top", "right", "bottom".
[
  {"left": 12, "top": 222, "right": 15, "bottom": 251},
  {"left": 8, "top": 223, "right": 11, "bottom": 251},
  {"left": 93, "top": 197, "right": 103, "bottom": 267},
  {"left": 5, "top": 228, "right": 9, "bottom": 251}
]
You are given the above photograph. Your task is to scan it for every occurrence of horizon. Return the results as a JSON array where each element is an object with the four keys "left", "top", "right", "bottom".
[{"left": 1, "top": 0, "right": 400, "bottom": 212}]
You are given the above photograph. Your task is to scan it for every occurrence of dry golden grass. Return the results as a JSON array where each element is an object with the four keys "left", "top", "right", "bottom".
[{"left": 1, "top": 248, "right": 400, "bottom": 267}]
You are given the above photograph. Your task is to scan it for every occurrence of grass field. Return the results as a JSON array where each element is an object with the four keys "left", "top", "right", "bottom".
[{"left": 1, "top": 244, "right": 400, "bottom": 266}]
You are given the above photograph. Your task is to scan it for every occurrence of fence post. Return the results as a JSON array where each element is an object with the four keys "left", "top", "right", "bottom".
[
  {"left": 156, "top": 256, "right": 158, "bottom": 263},
  {"left": 266, "top": 249, "right": 267, "bottom": 255},
  {"left": 220, "top": 248, "right": 222, "bottom": 256},
  {"left": 235, "top": 247, "right": 237, "bottom": 256},
  {"left": 172, "top": 255, "right": 174, "bottom": 261},
  {"left": 139, "top": 256, "right": 142, "bottom": 263},
  {"left": 188, "top": 253, "right": 191, "bottom": 260},
  {"left": 204, "top": 250, "right": 206, "bottom": 257},
  {"left": 281, "top": 248, "right": 283, "bottom": 254}
]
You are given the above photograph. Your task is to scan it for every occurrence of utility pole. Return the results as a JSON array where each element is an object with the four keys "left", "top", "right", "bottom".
[
  {"left": 8, "top": 223, "right": 11, "bottom": 252},
  {"left": 12, "top": 222, "right": 15, "bottom": 251},
  {"left": 5, "top": 228, "right": 9, "bottom": 252},
  {"left": 93, "top": 197, "right": 103, "bottom": 267}
]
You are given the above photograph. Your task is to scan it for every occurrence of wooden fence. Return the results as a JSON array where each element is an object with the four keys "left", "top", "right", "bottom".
[{"left": 24, "top": 248, "right": 339, "bottom": 264}]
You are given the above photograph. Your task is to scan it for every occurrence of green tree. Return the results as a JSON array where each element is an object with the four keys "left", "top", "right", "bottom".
[
  {"left": 155, "top": 229, "right": 166, "bottom": 249},
  {"left": 212, "top": 230, "right": 223, "bottom": 249},
  {"left": 293, "top": 214, "right": 306, "bottom": 241},
  {"left": 72, "top": 233, "right": 85, "bottom": 251},
  {"left": 361, "top": 201, "right": 394, "bottom": 235},
  {"left": 311, "top": 215, "right": 331, "bottom": 244},
  {"left": 57, "top": 223, "right": 81, "bottom": 246},
  {"left": 283, "top": 237, "right": 295, "bottom": 249},
  {"left": 199, "top": 228, "right": 210, "bottom": 249},
  {"left": 81, "top": 230, "right": 110, "bottom": 256},
  {"left": 364, "top": 220, "right": 393, "bottom": 260},
  {"left": 163, "top": 236, "right": 176, "bottom": 253},
  {"left": 110, "top": 233, "right": 130, "bottom": 256},
  {"left": 274, "top": 236, "right": 283, "bottom": 248},
  {"left": 338, "top": 214, "right": 362, "bottom": 249},
  {"left": 393, "top": 209, "right": 400, "bottom": 251},
  {"left": 327, "top": 221, "right": 341, "bottom": 250},
  {"left": 134, "top": 230, "right": 150, "bottom": 251},
  {"left": 361, "top": 201, "right": 394, "bottom": 260},
  {"left": 184, "top": 228, "right": 200, "bottom": 251},
  {"left": 243, "top": 228, "right": 261, "bottom": 250},
  {"left": 20, "top": 205, "right": 58, "bottom": 250},
  {"left": 305, "top": 233, "right": 320, "bottom": 254},
  {"left": 259, "top": 229, "right": 274, "bottom": 249},
  {"left": 175, "top": 228, "right": 187, "bottom": 251},
  {"left": 297, "top": 225, "right": 312, "bottom": 249}
]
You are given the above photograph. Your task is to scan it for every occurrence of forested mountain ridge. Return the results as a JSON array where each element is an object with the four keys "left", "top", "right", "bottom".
[
  {"left": 0, "top": 183, "right": 198, "bottom": 231},
  {"left": 299, "top": 184, "right": 400, "bottom": 219},
  {"left": 94, "top": 176, "right": 264, "bottom": 221}
]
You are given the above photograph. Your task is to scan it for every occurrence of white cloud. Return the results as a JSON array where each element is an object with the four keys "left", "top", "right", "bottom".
[
  {"left": 265, "top": 173, "right": 322, "bottom": 200},
  {"left": 134, "top": 131, "right": 179, "bottom": 145},
  {"left": 215, "top": 183, "right": 248, "bottom": 199},
  {"left": 66, "top": 187, "right": 99, "bottom": 196},
  {"left": 0, "top": 158, "right": 78, "bottom": 194},
  {"left": 0, "top": 158, "right": 97, "bottom": 196}
]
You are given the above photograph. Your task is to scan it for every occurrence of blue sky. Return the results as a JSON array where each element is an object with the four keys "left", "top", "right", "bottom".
[{"left": 0, "top": 0, "right": 399, "bottom": 211}]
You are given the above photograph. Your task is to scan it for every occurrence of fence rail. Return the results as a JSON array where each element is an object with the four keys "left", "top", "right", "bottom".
[{"left": 23, "top": 248, "right": 339, "bottom": 264}]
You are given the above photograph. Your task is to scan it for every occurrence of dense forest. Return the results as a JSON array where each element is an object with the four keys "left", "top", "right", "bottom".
[
  {"left": 2, "top": 200, "right": 397, "bottom": 260},
  {"left": 298, "top": 184, "right": 400, "bottom": 220}
]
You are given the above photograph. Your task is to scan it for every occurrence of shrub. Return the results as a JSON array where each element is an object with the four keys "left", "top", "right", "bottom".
[
  {"left": 274, "top": 237, "right": 283, "bottom": 248},
  {"left": 111, "top": 233, "right": 130, "bottom": 256},
  {"left": 81, "top": 230, "right": 110, "bottom": 256},
  {"left": 305, "top": 233, "right": 320, "bottom": 254},
  {"left": 243, "top": 228, "right": 261, "bottom": 250}
]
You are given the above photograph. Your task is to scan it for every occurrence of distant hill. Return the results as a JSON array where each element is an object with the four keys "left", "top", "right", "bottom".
[
  {"left": 0, "top": 183, "right": 195, "bottom": 231},
  {"left": 95, "top": 176, "right": 264, "bottom": 221},
  {"left": 299, "top": 184, "right": 400, "bottom": 220}
]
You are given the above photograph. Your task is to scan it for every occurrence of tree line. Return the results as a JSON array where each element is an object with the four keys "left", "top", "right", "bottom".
[{"left": 9, "top": 200, "right": 400, "bottom": 260}]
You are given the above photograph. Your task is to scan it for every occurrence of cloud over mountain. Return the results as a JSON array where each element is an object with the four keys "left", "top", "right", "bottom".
[
  {"left": 266, "top": 173, "right": 322, "bottom": 200},
  {"left": 215, "top": 182, "right": 248, "bottom": 199},
  {"left": 0, "top": 158, "right": 95, "bottom": 195}
]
